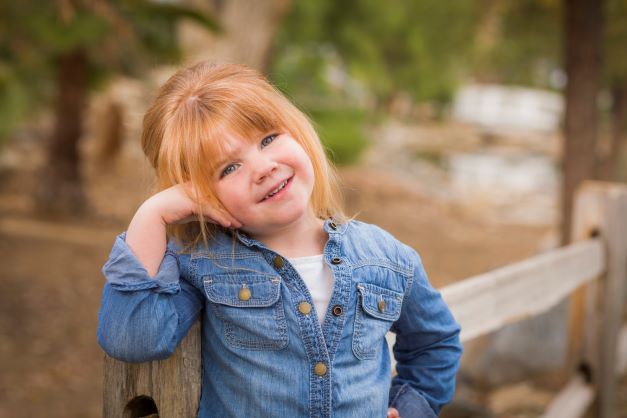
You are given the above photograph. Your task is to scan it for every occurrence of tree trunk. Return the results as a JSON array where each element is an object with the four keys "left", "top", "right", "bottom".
[
  {"left": 561, "top": 0, "right": 603, "bottom": 245},
  {"left": 35, "top": 49, "right": 88, "bottom": 215},
  {"left": 179, "top": 0, "right": 292, "bottom": 72},
  {"left": 598, "top": 82, "right": 627, "bottom": 181}
]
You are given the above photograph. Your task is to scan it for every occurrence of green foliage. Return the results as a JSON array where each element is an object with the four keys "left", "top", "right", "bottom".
[
  {"left": 26, "top": 12, "right": 111, "bottom": 52},
  {"left": 0, "top": 66, "right": 31, "bottom": 139},
  {"left": 471, "top": 0, "right": 626, "bottom": 92},
  {"left": 605, "top": 0, "right": 627, "bottom": 84},
  {"left": 472, "top": 0, "right": 562, "bottom": 88},
  {"left": 309, "top": 108, "right": 370, "bottom": 166},
  {"left": 273, "top": 0, "right": 479, "bottom": 105},
  {"left": 0, "top": 1, "right": 218, "bottom": 141}
]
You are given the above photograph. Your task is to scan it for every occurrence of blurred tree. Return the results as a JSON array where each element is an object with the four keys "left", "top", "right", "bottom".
[
  {"left": 272, "top": 0, "right": 478, "bottom": 111},
  {"left": 561, "top": 0, "right": 603, "bottom": 245},
  {"left": 471, "top": 0, "right": 562, "bottom": 88},
  {"left": 599, "top": 0, "right": 627, "bottom": 181},
  {"left": 180, "top": 0, "right": 292, "bottom": 72},
  {"left": 0, "top": 0, "right": 218, "bottom": 214}
]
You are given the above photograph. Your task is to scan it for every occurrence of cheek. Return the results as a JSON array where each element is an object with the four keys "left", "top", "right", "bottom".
[
  {"left": 300, "top": 156, "right": 316, "bottom": 189},
  {"left": 287, "top": 146, "right": 315, "bottom": 182},
  {"left": 215, "top": 185, "right": 246, "bottom": 212}
]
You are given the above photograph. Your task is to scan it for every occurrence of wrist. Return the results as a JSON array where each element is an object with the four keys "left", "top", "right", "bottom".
[{"left": 137, "top": 196, "right": 168, "bottom": 226}]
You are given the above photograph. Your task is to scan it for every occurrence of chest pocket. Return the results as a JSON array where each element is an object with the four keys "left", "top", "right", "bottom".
[
  {"left": 203, "top": 274, "right": 288, "bottom": 350},
  {"left": 353, "top": 282, "right": 403, "bottom": 360}
]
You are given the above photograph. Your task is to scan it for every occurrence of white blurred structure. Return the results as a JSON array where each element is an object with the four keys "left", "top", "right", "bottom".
[
  {"left": 448, "top": 152, "right": 559, "bottom": 225},
  {"left": 452, "top": 84, "right": 563, "bottom": 134}
]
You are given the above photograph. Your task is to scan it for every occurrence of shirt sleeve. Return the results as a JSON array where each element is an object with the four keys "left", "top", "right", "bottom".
[
  {"left": 389, "top": 250, "right": 463, "bottom": 417},
  {"left": 96, "top": 232, "right": 204, "bottom": 363}
]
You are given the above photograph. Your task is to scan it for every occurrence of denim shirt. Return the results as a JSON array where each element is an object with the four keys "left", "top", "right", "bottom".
[{"left": 97, "top": 219, "right": 462, "bottom": 418}]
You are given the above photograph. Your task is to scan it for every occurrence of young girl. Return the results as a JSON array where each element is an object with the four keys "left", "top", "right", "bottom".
[{"left": 97, "top": 62, "right": 462, "bottom": 418}]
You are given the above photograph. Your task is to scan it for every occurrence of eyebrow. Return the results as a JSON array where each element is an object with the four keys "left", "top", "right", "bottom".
[
  {"left": 213, "top": 140, "right": 244, "bottom": 171},
  {"left": 212, "top": 130, "right": 278, "bottom": 170},
  {"left": 214, "top": 153, "right": 236, "bottom": 171}
]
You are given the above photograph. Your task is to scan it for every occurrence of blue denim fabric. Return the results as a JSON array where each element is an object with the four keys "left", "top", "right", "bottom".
[{"left": 97, "top": 220, "right": 462, "bottom": 418}]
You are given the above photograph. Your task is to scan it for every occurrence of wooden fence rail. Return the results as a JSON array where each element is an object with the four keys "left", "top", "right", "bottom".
[{"left": 103, "top": 181, "right": 627, "bottom": 418}]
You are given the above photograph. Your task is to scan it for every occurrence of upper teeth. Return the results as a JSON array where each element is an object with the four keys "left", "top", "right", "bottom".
[{"left": 265, "top": 180, "right": 288, "bottom": 199}]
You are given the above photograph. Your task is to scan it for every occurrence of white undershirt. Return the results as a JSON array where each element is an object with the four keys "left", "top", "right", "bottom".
[{"left": 288, "top": 255, "right": 334, "bottom": 325}]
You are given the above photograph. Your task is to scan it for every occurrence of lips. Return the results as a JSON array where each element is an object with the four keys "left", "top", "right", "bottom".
[{"left": 259, "top": 176, "right": 293, "bottom": 202}]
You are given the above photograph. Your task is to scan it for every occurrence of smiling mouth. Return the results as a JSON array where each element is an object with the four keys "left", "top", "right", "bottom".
[{"left": 260, "top": 177, "right": 292, "bottom": 202}]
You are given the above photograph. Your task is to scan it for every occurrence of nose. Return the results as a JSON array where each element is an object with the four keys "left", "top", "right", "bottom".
[{"left": 252, "top": 155, "right": 278, "bottom": 183}]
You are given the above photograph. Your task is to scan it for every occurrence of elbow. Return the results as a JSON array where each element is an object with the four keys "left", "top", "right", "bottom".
[
  {"left": 97, "top": 326, "right": 175, "bottom": 363},
  {"left": 96, "top": 287, "right": 179, "bottom": 363},
  {"left": 96, "top": 315, "right": 177, "bottom": 363},
  {"left": 450, "top": 326, "right": 464, "bottom": 366}
]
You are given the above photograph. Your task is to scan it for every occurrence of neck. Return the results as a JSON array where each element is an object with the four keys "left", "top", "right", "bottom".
[{"left": 250, "top": 210, "right": 327, "bottom": 258}]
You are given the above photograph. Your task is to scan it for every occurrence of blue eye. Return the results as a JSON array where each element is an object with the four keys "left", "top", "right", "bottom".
[
  {"left": 221, "top": 164, "right": 239, "bottom": 177},
  {"left": 260, "top": 134, "right": 277, "bottom": 148}
]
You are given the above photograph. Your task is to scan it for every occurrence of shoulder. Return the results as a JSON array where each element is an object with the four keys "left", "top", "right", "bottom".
[
  {"left": 166, "top": 228, "right": 236, "bottom": 276},
  {"left": 343, "top": 220, "right": 421, "bottom": 272},
  {"left": 168, "top": 228, "right": 233, "bottom": 255}
]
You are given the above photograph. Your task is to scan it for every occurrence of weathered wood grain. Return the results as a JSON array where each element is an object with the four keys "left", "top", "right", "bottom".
[{"left": 440, "top": 238, "right": 604, "bottom": 343}]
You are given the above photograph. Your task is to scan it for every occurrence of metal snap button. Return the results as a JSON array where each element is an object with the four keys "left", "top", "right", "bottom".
[
  {"left": 298, "top": 302, "right": 312, "bottom": 315},
  {"left": 332, "top": 305, "right": 343, "bottom": 316},
  {"left": 378, "top": 299, "right": 386, "bottom": 313},
  {"left": 330, "top": 222, "right": 337, "bottom": 230},
  {"left": 239, "top": 287, "right": 252, "bottom": 301},
  {"left": 314, "top": 362, "right": 327, "bottom": 376},
  {"left": 273, "top": 256, "right": 284, "bottom": 269},
  {"left": 331, "top": 257, "right": 341, "bottom": 265}
]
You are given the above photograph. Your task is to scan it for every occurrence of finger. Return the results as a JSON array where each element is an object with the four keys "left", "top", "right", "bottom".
[
  {"left": 201, "top": 205, "right": 242, "bottom": 229},
  {"left": 199, "top": 206, "right": 239, "bottom": 229},
  {"left": 387, "top": 408, "right": 400, "bottom": 418}
]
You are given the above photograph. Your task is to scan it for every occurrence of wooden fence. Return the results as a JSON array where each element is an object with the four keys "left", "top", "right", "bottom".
[{"left": 103, "top": 181, "right": 627, "bottom": 418}]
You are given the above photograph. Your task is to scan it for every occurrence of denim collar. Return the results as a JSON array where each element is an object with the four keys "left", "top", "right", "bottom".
[{"left": 233, "top": 218, "right": 347, "bottom": 249}]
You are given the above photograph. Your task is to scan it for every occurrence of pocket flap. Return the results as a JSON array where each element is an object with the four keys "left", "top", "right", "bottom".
[
  {"left": 203, "top": 274, "right": 281, "bottom": 307},
  {"left": 357, "top": 283, "right": 403, "bottom": 321}
]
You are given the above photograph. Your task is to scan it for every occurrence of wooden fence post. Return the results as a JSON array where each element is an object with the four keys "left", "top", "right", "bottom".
[
  {"left": 567, "top": 181, "right": 627, "bottom": 418},
  {"left": 103, "top": 321, "right": 202, "bottom": 418}
]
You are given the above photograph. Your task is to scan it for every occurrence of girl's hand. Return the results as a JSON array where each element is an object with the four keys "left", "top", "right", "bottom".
[
  {"left": 387, "top": 407, "right": 400, "bottom": 418},
  {"left": 143, "top": 183, "right": 242, "bottom": 229}
]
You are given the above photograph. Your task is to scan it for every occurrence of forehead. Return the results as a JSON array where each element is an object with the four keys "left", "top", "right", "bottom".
[
  {"left": 217, "top": 129, "right": 253, "bottom": 153},
  {"left": 207, "top": 127, "right": 265, "bottom": 166}
]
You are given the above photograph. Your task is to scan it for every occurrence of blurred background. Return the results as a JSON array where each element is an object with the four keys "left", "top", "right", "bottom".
[{"left": 1, "top": 0, "right": 626, "bottom": 417}]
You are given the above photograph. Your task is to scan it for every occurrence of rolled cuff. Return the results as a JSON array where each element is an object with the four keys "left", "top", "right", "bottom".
[
  {"left": 102, "top": 232, "right": 181, "bottom": 294},
  {"left": 389, "top": 383, "right": 437, "bottom": 418}
]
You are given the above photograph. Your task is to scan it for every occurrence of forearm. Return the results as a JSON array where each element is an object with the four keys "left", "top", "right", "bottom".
[
  {"left": 98, "top": 232, "right": 202, "bottom": 362},
  {"left": 97, "top": 282, "right": 202, "bottom": 362},
  {"left": 391, "top": 249, "right": 463, "bottom": 415},
  {"left": 392, "top": 330, "right": 462, "bottom": 407},
  {"left": 126, "top": 200, "right": 168, "bottom": 277}
]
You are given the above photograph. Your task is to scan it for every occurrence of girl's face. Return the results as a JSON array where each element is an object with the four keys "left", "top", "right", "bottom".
[{"left": 212, "top": 130, "right": 317, "bottom": 238}]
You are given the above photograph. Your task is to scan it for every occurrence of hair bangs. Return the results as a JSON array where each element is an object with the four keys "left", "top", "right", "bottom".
[{"left": 216, "top": 95, "right": 284, "bottom": 141}]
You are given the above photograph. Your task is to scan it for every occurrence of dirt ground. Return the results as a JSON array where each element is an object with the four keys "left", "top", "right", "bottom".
[{"left": 0, "top": 132, "right": 620, "bottom": 417}]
